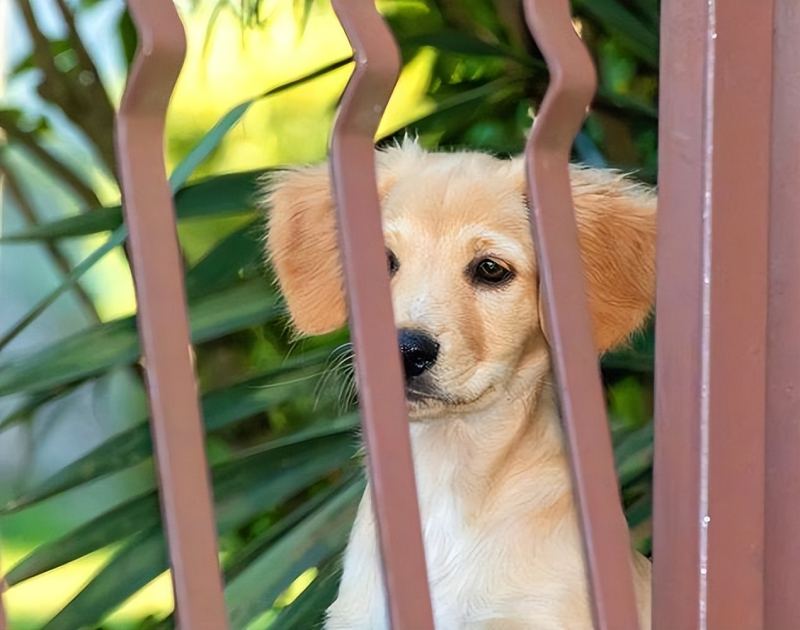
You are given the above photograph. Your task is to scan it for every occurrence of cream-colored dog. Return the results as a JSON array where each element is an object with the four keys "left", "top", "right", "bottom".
[{"left": 264, "top": 141, "right": 655, "bottom": 630}]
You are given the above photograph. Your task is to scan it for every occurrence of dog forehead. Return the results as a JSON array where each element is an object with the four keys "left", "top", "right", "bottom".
[{"left": 381, "top": 156, "right": 528, "bottom": 228}]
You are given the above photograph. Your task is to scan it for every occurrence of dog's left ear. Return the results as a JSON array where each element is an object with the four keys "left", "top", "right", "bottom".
[
  {"left": 570, "top": 167, "right": 656, "bottom": 353},
  {"left": 262, "top": 164, "right": 347, "bottom": 336}
]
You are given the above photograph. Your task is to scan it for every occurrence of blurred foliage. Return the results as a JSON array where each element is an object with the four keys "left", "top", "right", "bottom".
[{"left": 0, "top": 0, "right": 658, "bottom": 627}]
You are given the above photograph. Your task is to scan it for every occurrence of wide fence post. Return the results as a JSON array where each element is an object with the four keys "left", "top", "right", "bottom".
[
  {"left": 114, "top": 2, "right": 229, "bottom": 628},
  {"left": 764, "top": 1, "right": 800, "bottom": 628},
  {"left": 328, "top": 1, "right": 435, "bottom": 629},
  {"left": 653, "top": 1, "right": 774, "bottom": 628},
  {"left": 522, "top": 1, "right": 641, "bottom": 628}
]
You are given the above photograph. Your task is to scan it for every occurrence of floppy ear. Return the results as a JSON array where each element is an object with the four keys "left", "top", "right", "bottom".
[
  {"left": 570, "top": 167, "right": 657, "bottom": 353},
  {"left": 262, "top": 164, "right": 346, "bottom": 335}
]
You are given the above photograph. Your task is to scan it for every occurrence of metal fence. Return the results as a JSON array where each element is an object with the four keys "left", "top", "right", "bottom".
[{"left": 2, "top": 0, "right": 797, "bottom": 627}]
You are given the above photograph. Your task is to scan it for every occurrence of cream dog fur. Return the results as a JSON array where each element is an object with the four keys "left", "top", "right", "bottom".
[{"left": 264, "top": 141, "right": 655, "bottom": 630}]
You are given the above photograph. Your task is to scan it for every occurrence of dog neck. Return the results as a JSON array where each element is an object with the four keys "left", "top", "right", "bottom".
[{"left": 407, "top": 367, "right": 573, "bottom": 526}]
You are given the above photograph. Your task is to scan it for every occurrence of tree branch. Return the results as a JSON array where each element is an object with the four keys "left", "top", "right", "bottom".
[
  {"left": 0, "top": 113, "right": 102, "bottom": 208},
  {"left": 16, "top": 0, "right": 118, "bottom": 178},
  {"left": 1, "top": 161, "right": 100, "bottom": 323}
]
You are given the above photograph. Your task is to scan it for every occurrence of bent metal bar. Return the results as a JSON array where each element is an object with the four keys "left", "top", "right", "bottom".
[
  {"left": 522, "top": 0, "right": 641, "bottom": 628},
  {"left": 115, "top": 1, "right": 229, "bottom": 628},
  {"left": 328, "top": 0, "right": 436, "bottom": 627}
]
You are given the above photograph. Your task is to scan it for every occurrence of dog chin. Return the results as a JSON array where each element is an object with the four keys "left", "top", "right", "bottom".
[{"left": 404, "top": 385, "right": 497, "bottom": 420}]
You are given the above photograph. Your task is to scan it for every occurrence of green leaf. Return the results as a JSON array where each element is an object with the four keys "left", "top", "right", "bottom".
[
  {"left": 574, "top": 0, "right": 659, "bottom": 67},
  {"left": 624, "top": 492, "right": 652, "bottom": 531},
  {"left": 0, "top": 206, "right": 122, "bottom": 241},
  {"left": 6, "top": 417, "right": 359, "bottom": 585},
  {"left": 381, "top": 76, "right": 523, "bottom": 140},
  {"left": 405, "top": 30, "right": 541, "bottom": 69},
  {"left": 7, "top": 352, "right": 335, "bottom": 510},
  {"left": 6, "top": 492, "right": 160, "bottom": 587},
  {"left": 0, "top": 280, "right": 278, "bottom": 396},
  {"left": 185, "top": 219, "right": 262, "bottom": 298},
  {"left": 225, "top": 478, "right": 362, "bottom": 628},
  {"left": 614, "top": 421, "right": 654, "bottom": 488},
  {"left": 224, "top": 476, "right": 354, "bottom": 583},
  {"left": 1, "top": 170, "right": 264, "bottom": 242},
  {"left": 42, "top": 526, "right": 167, "bottom": 630},
  {"left": 268, "top": 557, "right": 341, "bottom": 630},
  {"left": 0, "top": 226, "right": 128, "bottom": 353}
]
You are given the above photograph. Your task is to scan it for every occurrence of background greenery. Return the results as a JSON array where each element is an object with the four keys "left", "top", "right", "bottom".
[{"left": 0, "top": 0, "right": 657, "bottom": 627}]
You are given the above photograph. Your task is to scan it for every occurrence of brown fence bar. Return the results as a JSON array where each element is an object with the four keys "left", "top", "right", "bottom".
[
  {"left": 115, "top": 2, "right": 229, "bottom": 628},
  {"left": 765, "top": 0, "right": 800, "bottom": 627},
  {"left": 328, "top": 1, "right": 435, "bottom": 629},
  {"left": 522, "top": 1, "right": 640, "bottom": 628},
  {"left": 654, "top": 1, "right": 773, "bottom": 628},
  {"left": 651, "top": 0, "right": 708, "bottom": 624}
]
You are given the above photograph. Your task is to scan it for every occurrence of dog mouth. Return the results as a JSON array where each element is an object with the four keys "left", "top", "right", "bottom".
[
  {"left": 406, "top": 385, "right": 450, "bottom": 405},
  {"left": 404, "top": 377, "right": 492, "bottom": 414}
]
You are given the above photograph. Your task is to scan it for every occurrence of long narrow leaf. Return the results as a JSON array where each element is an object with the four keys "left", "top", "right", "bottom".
[
  {"left": 1, "top": 170, "right": 265, "bottom": 242},
  {"left": 573, "top": 0, "right": 659, "bottom": 67},
  {"left": 42, "top": 526, "right": 167, "bottom": 630},
  {"left": 6, "top": 419, "right": 359, "bottom": 585},
  {"left": 6, "top": 352, "right": 334, "bottom": 510},
  {"left": 380, "top": 77, "right": 522, "bottom": 139},
  {"left": 225, "top": 478, "right": 362, "bottom": 629},
  {"left": 404, "top": 30, "right": 543, "bottom": 69},
  {"left": 268, "top": 557, "right": 341, "bottom": 630},
  {"left": 0, "top": 225, "right": 127, "bottom": 353},
  {"left": 0, "top": 279, "right": 278, "bottom": 396},
  {"left": 224, "top": 476, "right": 356, "bottom": 583},
  {"left": 185, "top": 219, "right": 262, "bottom": 298}
]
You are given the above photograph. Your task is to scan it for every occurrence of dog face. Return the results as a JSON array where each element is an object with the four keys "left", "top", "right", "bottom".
[{"left": 265, "top": 142, "right": 656, "bottom": 419}]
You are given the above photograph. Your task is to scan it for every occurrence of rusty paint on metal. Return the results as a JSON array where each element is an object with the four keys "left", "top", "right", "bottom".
[
  {"left": 522, "top": 1, "right": 640, "bottom": 629},
  {"left": 765, "top": 0, "right": 800, "bottom": 627},
  {"left": 655, "top": 1, "right": 772, "bottom": 629},
  {"left": 115, "top": 2, "right": 229, "bottom": 628},
  {"left": 328, "top": 1, "right": 435, "bottom": 629}
]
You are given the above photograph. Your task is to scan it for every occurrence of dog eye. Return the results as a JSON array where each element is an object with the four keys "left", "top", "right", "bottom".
[
  {"left": 387, "top": 249, "right": 399, "bottom": 276},
  {"left": 472, "top": 259, "right": 514, "bottom": 286}
]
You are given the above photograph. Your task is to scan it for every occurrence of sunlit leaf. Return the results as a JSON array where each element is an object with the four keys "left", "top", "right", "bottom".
[
  {"left": 226, "top": 478, "right": 362, "bottom": 628},
  {"left": 168, "top": 57, "right": 352, "bottom": 188},
  {"left": 41, "top": 526, "right": 167, "bottom": 630},
  {"left": 268, "top": 557, "right": 341, "bottom": 630}
]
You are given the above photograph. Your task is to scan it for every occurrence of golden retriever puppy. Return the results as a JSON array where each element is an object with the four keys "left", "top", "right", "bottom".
[{"left": 264, "top": 140, "right": 655, "bottom": 630}]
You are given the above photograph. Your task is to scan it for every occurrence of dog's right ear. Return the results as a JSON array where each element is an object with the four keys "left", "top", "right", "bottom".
[{"left": 263, "top": 165, "right": 347, "bottom": 335}]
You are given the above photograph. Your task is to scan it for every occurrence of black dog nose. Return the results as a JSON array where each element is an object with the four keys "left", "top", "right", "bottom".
[{"left": 398, "top": 329, "right": 440, "bottom": 379}]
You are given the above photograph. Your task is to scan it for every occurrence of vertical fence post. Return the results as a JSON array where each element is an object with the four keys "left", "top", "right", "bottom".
[
  {"left": 654, "top": 1, "right": 773, "bottom": 628},
  {"left": 764, "top": 1, "right": 800, "bottom": 627},
  {"left": 328, "top": 1, "right": 435, "bottom": 629},
  {"left": 522, "top": 1, "right": 640, "bottom": 628},
  {"left": 115, "top": 2, "right": 229, "bottom": 628},
  {"left": 651, "top": 1, "right": 708, "bottom": 625}
]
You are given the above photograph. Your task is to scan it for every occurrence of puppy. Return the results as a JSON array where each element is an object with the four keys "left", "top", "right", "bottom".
[{"left": 264, "top": 141, "right": 655, "bottom": 630}]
